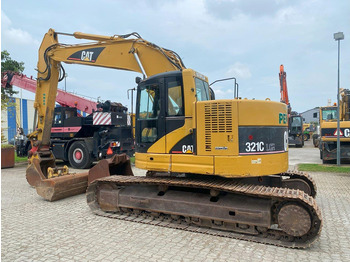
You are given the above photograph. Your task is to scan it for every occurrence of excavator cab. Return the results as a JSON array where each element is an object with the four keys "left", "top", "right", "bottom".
[{"left": 136, "top": 71, "right": 185, "bottom": 154}]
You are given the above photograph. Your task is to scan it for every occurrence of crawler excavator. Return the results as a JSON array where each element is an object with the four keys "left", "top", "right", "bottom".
[
  {"left": 27, "top": 29, "right": 321, "bottom": 248},
  {"left": 319, "top": 88, "right": 350, "bottom": 163}
]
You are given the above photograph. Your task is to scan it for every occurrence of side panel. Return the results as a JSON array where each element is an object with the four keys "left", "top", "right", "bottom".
[
  {"left": 135, "top": 152, "right": 171, "bottom": 172},
  {"left": 194, "top": 99, "right": 289, "bottom": 177},
  {"left": 171, "top": 154, "right": 213, "bottom": 174},
  {"left": 51, "top": 141, "right": 67, "bottom": 160},
  {"left": 238, "top": 99, "right": 288, "bottom": 126},
  {"left": 238, "top": 126, "right": 288, "bottom": 155},
  {"left": 320, "top": 121, "right": 350, "bottom": 142},
  {"left": 165, "top": 118, "right": 193, "bottom": 154},
  {"left": 196, "top": 100, "right": 238, "bottom": 156},
  {"left": 214, "top": 153, "right": 288, "bottom": 177}
]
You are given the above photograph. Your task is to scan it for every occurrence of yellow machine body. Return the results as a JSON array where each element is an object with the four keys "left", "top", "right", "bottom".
[
  {"left": 319, "top": 89, "right": 350, "bottom": 162},
  {"left": 135, "top": 69, "right": 289, "bottom": 178}
]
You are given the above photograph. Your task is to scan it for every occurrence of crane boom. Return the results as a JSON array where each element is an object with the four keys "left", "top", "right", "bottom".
[{"left": 1, "top": 71, "right": 97, "bottom": 114}]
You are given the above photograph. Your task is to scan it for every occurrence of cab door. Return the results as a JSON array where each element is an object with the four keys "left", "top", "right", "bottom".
[
  {"left": 136, "top": 78, "right": 166, "bottom": 153},
  {"left": 164, "top": 75, "right": 187, "bottom": 153}
]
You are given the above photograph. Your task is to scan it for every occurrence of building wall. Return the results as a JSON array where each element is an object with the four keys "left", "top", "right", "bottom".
[
  {"left": 1, "top": 97, "right": 35, "bottom": 142},
  {"left": 301, "top": 107, "right": 320, "bottom": 124}
]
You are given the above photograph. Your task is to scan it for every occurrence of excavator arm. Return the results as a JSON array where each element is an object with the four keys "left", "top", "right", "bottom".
[
  {"left": 33, "top": 29, "right": 185, "bottom": 148},
  {"left": 279, "top": 64, "right": 290, "bottom": 114},
  {"left": 26, "top": 28, "right": 186, "bottom": 199}
]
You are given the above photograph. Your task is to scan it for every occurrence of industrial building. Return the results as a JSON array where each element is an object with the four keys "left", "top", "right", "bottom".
[
  {"left": 1, "top": 97, "right": 35, "bottom": 142},
  {"left": 300, "top": 107, "right": 320, "bottom": 124}
]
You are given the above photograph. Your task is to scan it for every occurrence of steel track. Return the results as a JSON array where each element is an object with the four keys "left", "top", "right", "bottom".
[{"left": 86, "top": 172, "right": 322, "bottom": 249}]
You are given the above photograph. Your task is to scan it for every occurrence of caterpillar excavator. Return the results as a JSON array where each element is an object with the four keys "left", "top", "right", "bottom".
[
  {"left": 319, "top": 88, "right": 350, "bottom": 163},
  {"left": 27, "top": 29, "right": 322, "bottom": 248}
]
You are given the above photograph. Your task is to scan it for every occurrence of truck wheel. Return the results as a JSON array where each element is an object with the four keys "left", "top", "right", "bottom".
[{"left": 68, "top": 141, "right": 92, "bottom": 169}]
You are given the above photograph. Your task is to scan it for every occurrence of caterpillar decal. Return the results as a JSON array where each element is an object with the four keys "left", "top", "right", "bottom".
[{"left": 67, "top": 47, "right": 105, "bottom": 63}]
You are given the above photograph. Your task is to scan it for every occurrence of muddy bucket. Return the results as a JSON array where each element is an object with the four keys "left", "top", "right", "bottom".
[
  {"left": 88, "top": 154, "right": 133, "bottom": 184},
  {"left": 35, "top": 172, "right": 89, "bottom": 201},
  {"left": 26, "top": 152, "right": 132, "bottom": 201}
]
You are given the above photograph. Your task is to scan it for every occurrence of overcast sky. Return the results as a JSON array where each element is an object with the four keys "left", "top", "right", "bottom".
[{"left": 1, "top": 0, "right": 349, "bottom": 113}]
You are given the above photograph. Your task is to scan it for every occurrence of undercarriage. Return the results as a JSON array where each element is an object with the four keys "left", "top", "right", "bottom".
[{"left": 87, "top": 171, "right": 321, "bottom": 248}]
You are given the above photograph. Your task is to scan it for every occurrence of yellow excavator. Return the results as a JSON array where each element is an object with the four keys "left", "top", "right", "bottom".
[
  {"left": 319, "top": 88, "right": 350, "bottom": 163},
  {"left": 27, "top": 29, "right": 321, "bottom": 248}
]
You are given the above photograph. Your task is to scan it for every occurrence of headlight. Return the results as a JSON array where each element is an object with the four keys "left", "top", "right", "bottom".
[{"left": 110, "top": 141, "right": 120, "bottom": 147}]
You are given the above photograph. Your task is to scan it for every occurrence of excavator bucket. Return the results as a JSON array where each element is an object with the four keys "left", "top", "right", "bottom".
[
  {"left": 26, "top": 152, "right": 132, "bottom": 201},
  {"left": 88, "top": 154, "right": 133, "bottom": 184},
  {"left": 34, "top": 172, "right": 89, "bottom": 201}
]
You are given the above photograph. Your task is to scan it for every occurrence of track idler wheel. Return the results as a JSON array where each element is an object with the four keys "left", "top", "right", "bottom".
[{"left": 277, "top": 203, "right": 312, "bottom": 237}]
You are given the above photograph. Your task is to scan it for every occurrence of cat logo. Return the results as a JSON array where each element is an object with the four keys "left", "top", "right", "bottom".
[
  {"left": 67, "top": 47, "right": 105, "bottom": 63},
  {"left": 81, "top": 51, "right": 94, "bottom": 62},
  {"left": 182, "top": 145, "right": 193, "bottom": 154}
]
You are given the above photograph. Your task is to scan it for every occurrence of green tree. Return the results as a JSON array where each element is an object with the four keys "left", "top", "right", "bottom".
[
  {"left": 2, "top": 50, "right": 24, "bottom": 102},
  {"left": 1, "top": 50, "right": 25, "bottom": 142}
]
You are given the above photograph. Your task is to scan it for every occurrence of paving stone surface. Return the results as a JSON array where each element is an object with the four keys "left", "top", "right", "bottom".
[{"left": 1, "top": 147, "right": 350, "bottom": 261}]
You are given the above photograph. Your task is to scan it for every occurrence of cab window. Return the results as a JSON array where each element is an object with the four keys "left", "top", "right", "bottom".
[
  {"left": 138, "top": 84, "right": 160, "bottom": 119},
  {"left": 65, "top": 110, "right": 74, "bottom": 119},
  {"left": 195, "top": 78, "right": 210, "bottom": 101},
  {"left": 322, "top": 108, "right": 337, "bottom": 121},
  {"left": 167, "top": 80, "right": 184, "bottom": 116},
  {"left": 290, "top": 116, "right": 302, "bottom": 127},
  {"left": 138, "top": 83, "right": 160, "bottom": 143},
  {"left": 54, "top": 112, "right": 62, "bottom": 124}
]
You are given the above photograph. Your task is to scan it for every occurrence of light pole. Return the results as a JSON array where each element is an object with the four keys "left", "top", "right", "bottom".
[
  {"left": 334, "top": 32, "right": 344, "bottom": 166},
  {"left": 64, "top": 73, "right": 68, "bottom": 92}
]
